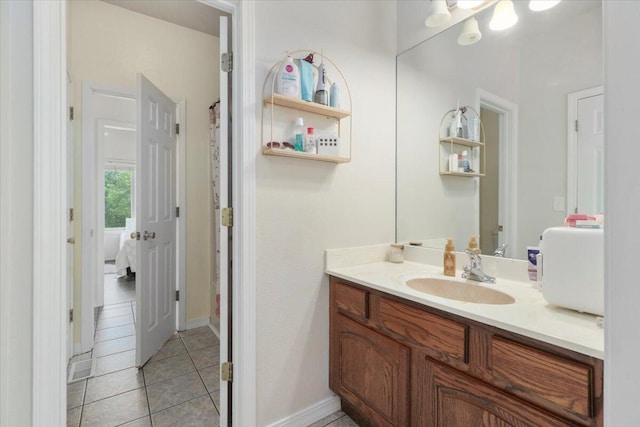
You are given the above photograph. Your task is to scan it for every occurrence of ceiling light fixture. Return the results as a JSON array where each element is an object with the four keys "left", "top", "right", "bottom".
[
  {"left": 425, "top": 0, "right": 452, "bottom": 28},
  {"left": 528, "top": 0, "right": 561, "bottom": 12},
  {"left": 457, "top": 17, "right": 482, "bottom": 45},
  {"left": 489, "top": 0, "right": 518, "bottom": 31},
  {"left": 457, "top": 0, "right": 484, "bottom": 9}
]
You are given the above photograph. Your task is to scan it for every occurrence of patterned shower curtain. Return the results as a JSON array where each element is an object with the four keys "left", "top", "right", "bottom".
[{"left": 209, "top": 102, "right": 221, "bottom": 318}]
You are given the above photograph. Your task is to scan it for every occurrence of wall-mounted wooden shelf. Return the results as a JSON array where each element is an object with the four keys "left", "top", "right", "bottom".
[
  {"left": 439, "top": 136, "right": 484, "bottom": 148},
  {"left": 261, "top": 147, "right": 350, "bottom": 164},
  {"left": 439, "top": 171, "right": 485, "bottom": 177},
  {"left": 261, "top": 51, "right": 352, "bottom": 164},
  {"left": 439, "top": 107, "right": 486, "bottom": 177},
  {"left": 263, "top": 94, "right": 351, "bottom": 120}
]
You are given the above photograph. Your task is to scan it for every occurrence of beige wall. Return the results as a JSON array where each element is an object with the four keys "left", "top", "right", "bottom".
[
  {"left": 255, "top": 1, "right": 397, "bottom": 424},
  {"left": 69, "top": 0, "right": 220, "bottom": 339}
]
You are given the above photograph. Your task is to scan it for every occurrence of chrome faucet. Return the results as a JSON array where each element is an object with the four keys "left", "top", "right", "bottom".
[
  {"left": 493, "top": 243, "right": 508, "bottom": 258},
  {"left": 462, "top": 250, "right": 496, "bottom": 284}
]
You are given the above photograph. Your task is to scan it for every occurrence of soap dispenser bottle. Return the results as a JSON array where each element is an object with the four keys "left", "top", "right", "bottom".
[
  {"left": 467, "top": 235, "right": 481, "bottom": 254},
  {"left": 444, "top": 238, "right": 456, "bottom": 277}
]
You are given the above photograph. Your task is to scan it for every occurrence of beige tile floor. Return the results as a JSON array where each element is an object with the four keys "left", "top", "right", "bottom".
[{"left": 67, "top": 268, "right": 357, "bottom": 426}]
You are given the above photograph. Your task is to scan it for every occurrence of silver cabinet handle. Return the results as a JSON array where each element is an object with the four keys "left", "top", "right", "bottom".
[{"left": 143, "top": 230, "right": 156, "bottom": 240}]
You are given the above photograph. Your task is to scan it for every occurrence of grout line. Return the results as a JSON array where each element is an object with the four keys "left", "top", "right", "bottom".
[
  {"left": 141, "top": 368, "right": 154, "bottom": 426},
  {"left": 82, "top": 385, "right": 146, "bottom": 407}
]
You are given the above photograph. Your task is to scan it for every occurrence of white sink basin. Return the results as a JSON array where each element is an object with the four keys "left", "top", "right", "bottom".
[{"left": 405, "top": 277, "right": 515, "bottom": 305}]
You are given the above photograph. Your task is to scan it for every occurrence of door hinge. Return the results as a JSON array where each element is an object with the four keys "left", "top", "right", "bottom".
[
  {"left": 69, "top": 309, "right": 73, "bottom": 323},
  {"left": 176, "top": 290, "right": 180, "bottom": 301},
  {"left": 221, "top": 361, "right": 233, "bottom": 382},
  {"left": 221, "top": 207, "right": 233, "bottom": 227},
  {"left": 69, "top": 106, "right": 74, "bottom": 121},
  {"left": 575, "top": 119, "right": 579, "bottom": 132},
  {"left": 176, "top": 123, "right": 180, "bottom": 135},
  {"left": 69, "top": 208, "right": 74, "bottom": 221},
  {"left": 221, "top": 52, "right": 233, "bottom": 72},
  {"left": 176, "top": 206, "right": 180, "bottom": 218},
  {"left": 135, "top": 232, "right": 141, "bottom": 241}
]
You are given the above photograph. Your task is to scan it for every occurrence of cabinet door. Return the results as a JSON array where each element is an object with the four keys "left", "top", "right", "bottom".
[
  {"left": 330, "top": 314, "right": 410, "bottom": 426},
  {"left": 414, "top": 356, "right": 577, "bottom": 427}
]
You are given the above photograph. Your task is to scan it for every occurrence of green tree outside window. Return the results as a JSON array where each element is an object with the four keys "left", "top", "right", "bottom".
[{"left": 105, "top": 170, "right": 132, "bottom": 228}]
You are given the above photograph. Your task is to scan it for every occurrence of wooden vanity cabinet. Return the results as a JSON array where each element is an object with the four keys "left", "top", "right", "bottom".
[
  {"left": 413, "top": 356, "right": 576, "bottom": 427},
  {"left": 329, "top": 276, "right": 603, "bottom": 427}
]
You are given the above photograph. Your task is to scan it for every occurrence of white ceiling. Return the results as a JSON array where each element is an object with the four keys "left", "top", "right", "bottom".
[{"left": 101, "top": 0, "right": 229, "bottom": 37}]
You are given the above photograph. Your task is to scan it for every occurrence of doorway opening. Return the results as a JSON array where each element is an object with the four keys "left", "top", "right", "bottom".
[
  {"left": 67, "top": 1, "right": 232, "bottom": 425},
  {"left": 477, "top": 89, "right": 518, "bottom": 259}
]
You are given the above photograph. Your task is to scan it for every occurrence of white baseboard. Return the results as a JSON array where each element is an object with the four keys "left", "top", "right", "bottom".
[
  {"left": 265, "top": 395, "right": 341, "bottom": 427},
  {"left": 185, "top": 317, "right": 210, "bottom": 330},
  {"left": 208, "top": 322, "right": 221, "bottom": 339}
]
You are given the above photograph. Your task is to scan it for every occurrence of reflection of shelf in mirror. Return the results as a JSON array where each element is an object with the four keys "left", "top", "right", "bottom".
[
  {"left": 263, "top": 94, "right": 351, "bottom": 120},
  {"left": 440, "top": 171, "right": 485, "bottom": 178},
  {"left": 439, "top": 137, "right": 485, "bottom": 148},
  {"left": 262, "top": 147, "right": 350, "bottom": 164}
]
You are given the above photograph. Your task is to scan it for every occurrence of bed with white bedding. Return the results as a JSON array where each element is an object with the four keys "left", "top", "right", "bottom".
[{"left": 115, "top": 218, "right": 137, "bottom": 276}]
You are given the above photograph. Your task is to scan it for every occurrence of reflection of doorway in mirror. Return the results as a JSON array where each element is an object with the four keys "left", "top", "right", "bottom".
[
  {"left": 567, "top": 87, "right": 604, "bottom": 216},
  {"left": 476, "top": 89, "right": 518, "bottom": 258},
  {"left": 480, "top": 108, "right": 500, "bottom": 255},
  {"left": 577, "top": 95, "right": 604, "bottom": 215}
]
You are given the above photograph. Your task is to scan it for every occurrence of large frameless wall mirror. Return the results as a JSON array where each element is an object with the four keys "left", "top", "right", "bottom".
[{"left": 396, "top": 0, "right": 602, "bottom": 260}]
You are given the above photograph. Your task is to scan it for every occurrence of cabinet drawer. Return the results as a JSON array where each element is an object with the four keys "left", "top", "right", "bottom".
[
  {"left": 491, "top": 336, "right": 593, "bottom": 419},
  {"left": 375, "top": 297, "right": 467, "bottom": 363},
  {"left": 334, "top": 281, "right": 367, "bottom": 321}
]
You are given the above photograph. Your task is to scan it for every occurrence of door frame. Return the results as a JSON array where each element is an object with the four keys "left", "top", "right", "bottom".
[
  {"left": 33, "top": 0, "right": 257, "bottom": 425},
  {"left": 567, "top": 86, "right": 604, "bottom": 216},
  {"left": 80, "top": 82, "right": 135, "bottom": 353},
  {"left": 476, "top": 89, "right": 518, "bottom": 257}
]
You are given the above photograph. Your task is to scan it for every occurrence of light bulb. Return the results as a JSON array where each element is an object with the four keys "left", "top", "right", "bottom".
[
  {"left": 425, "top": 0, "right": 452, "bottom": 28},
  {"left": 529, "top": 0, "right": 561, "bottom": 12},
  {"left": 489, "top": 0, "right": 518, "bottom": 31},
  {"left": 458, "top": 17, "right": 482, "bottom": 46}
]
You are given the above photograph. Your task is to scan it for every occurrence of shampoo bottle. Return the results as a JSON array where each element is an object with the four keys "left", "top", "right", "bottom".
[
  {"left": 444, "top": 238, "right": 456, "bottom": 277},
  {"left": 276, "top": 55, "right": 301, "bottom": 98}
]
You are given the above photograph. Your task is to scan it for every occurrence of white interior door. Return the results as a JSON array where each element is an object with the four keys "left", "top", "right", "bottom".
[
  {"left": 218, "top": 15, "right": 231, "bottom": 426},
  {"left": 135, "top": 74, "right": 177, "bottom": 367},
  {"left": 577, "top": 94, "right": 605, "bottom": 215}
]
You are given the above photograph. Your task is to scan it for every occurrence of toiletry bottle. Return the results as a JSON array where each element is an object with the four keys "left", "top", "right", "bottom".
[
  {"left": 329, "top": 82, "right": 339, "bottom": 108},
  {"left": 444, "top": 238, "right": 456, "bottom": 277},
  {"left": 304, "top": 127, "right": 317, "bottom": 153},
  {"left": 461, "top": 150, "right": 470, "bottom": 172},
  {"left": 314, "top": 56, "right": 329, "bottom": 106},
  {"left": 276, "top": 54, "right": 301, "bottom": 98},
  {"left": 294, "top": 117, "right": 304, "bottom": 152},
  {"left": 449, "top": 110, "right": 459, "bottom": 138},
  {"left": 467, "top": 235, "right": 481, "bottom": 254}
]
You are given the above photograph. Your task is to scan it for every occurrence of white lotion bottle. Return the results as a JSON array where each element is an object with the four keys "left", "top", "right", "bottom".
[
  {"left": 329, "top": 82, "right": 339, "bottom": 108},
  {"left": 276, "top": 55, "right": 301, "bottom": 98}
]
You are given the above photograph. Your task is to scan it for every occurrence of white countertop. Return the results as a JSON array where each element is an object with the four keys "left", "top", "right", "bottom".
[{"left": 326, "top": 259, "right": 604, "bottom": 359}]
